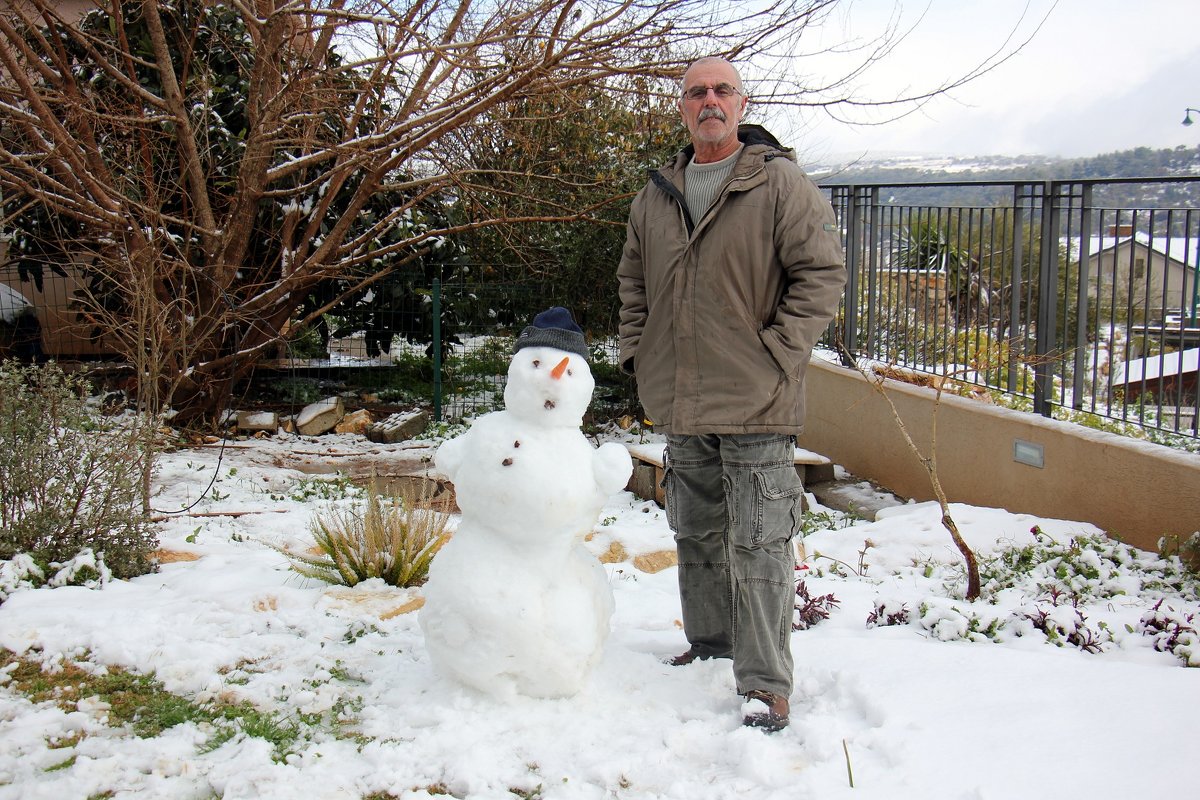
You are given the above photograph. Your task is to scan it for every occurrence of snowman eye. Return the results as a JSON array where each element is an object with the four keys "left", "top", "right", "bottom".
[
  {"left": 532, "top": 360, "right": 541, "bottom": 368},
  {"left": 567, "top": 368, "right": 573, "bottom": 376}
]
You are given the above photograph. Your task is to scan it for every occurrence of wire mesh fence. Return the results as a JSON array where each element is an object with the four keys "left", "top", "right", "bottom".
[{"left": 225, "top": 276, "right": 636, "bottom": 425}]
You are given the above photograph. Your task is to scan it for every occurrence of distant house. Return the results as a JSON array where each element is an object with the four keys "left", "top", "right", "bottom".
[
  {"left": 1074, "top": 228, "right": 1199, "bottom": 324},
  {"left": 1112, "top": 347, "right": 1199, "bottom": 415},
  {"left": 0, "top": 281, "right": 42, "bottom": 359},
  {"left": 0, "top": 259, "right": 110, "bottom": 358}
]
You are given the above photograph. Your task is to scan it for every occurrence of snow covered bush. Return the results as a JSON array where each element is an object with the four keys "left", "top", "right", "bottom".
[
  {"left": 980, "top": 526, "right": 1199, "bottom": 604},
  {"left": 1138, "top": 601, "right": 1199, "bottom": 667},
  {"left": 46, "top": 548, "right": 112, "bottom": 590},
  {"left": 862, "top": 526, "right": 1199, "bottom": 659},
  {"left": 0, "top": 361, "right": 158, "bottom": 580},
  {"left": 1, "top": 549, "right": 112, "bottom": 605},
  {"left": 0, "top": 554, "right": 44, "bottom": 603},
  {"left": 1159, "top": 531, "right": 1200, "bottom": 575},
  {"left": 277, "top": 481, "right": 450, "bottom": 588},
  {"left": 867, "top": 596, "right": 1114, "bottom": 653}
]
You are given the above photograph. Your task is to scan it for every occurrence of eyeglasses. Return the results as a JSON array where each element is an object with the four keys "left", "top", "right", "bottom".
[{"left": 682, "top": 83, "right": 742, "bottom": 102}]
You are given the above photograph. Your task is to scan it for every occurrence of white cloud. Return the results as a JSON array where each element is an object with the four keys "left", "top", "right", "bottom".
[{"left": 757, "top": 0, "right": 1200, "bottom": 159}]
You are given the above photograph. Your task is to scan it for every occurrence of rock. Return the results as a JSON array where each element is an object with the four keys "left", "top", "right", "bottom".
[
  {"left": 596, "top": 541, "right": 629, "bottom": 564},
  {"left": 296, "top": 396, "right": 345, "bottom": 436},
  {"left": 335, "top": 408, "right": 374, "bottom": 435},
  {"left": 366, "top": 409, "right": 431, "bottom": 444},
  {"left": 237, "top": 410, "right": 279, "bottom": 433},
  {"left": 632, "top": 550, "right": 677, "bottom": 573}
]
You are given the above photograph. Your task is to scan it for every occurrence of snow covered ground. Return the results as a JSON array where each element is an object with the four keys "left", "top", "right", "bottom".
[{"left": 0, "top": 428, "right": 1197, "bottom": 799}]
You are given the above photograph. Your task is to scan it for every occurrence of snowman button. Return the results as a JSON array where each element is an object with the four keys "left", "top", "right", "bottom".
[{"left": 502, "top": 458, "right": 513, "bottom": 466}]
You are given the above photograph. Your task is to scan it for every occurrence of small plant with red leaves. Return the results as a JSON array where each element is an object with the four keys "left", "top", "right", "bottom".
[{"left": 793, "top": 580, "right": 840, "bottom": 631}]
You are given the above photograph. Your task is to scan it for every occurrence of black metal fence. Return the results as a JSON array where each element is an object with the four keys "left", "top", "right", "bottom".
[{"left": 824, "top": 176, "right": 1200, "bottom": 444}]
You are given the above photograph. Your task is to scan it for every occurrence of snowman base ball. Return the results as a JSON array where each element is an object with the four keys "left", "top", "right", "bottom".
[{"left": 419, "top": 316, "right": 632, "bottom": 699}]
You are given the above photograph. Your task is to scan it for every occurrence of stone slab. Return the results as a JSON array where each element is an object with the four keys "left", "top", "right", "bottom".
[
  {"left": 367, "top": 409, "right": 432, "bottom": 444},
  {"left": 296, "top": 396, "right": 345, "bottom": 436}
]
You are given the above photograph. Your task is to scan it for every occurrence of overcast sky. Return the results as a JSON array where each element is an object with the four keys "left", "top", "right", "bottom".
[{"left": 753, "top": 0, "right": 1200, "bottom": 162}]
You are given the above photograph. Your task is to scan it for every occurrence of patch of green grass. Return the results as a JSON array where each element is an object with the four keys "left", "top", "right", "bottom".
[
  {"left": 0, "top": 650, "right": 309, "bottom": 762},
  {"left": 45, "top": 755, "right": 77, "bottom": 772}
]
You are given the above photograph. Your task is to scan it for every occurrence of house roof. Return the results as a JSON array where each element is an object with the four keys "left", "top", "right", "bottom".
[
  {"left": 0, "top": 282, "right": 32, "bottom": 326},
  {"left": 1070, "top": 232, "right": 1199, "bottom": 267},
  {"left": 1113, "top": 347, "right": 1200, "bottom": 385}
]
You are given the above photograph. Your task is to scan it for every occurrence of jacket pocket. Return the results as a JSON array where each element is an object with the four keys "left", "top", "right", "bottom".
[{"left": 750, "top": 465, "right": 804, "bottom": 545}]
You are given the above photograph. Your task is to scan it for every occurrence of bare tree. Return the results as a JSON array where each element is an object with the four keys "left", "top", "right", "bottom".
[
  {"left": 843, "top": 351, "right": 982, "bottom": 600},
  {"left": 0, "top": 0, "right": 1041, "bottom": 425}
]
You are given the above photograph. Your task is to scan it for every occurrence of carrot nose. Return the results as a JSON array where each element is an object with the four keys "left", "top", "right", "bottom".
[{"left": 551, "top": 356, "right": 570, "bottom": 380}]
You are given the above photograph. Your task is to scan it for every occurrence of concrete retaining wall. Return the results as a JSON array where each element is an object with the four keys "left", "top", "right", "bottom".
[{"left": 796, "top": 358, "right": 1200, "bottom": 552}]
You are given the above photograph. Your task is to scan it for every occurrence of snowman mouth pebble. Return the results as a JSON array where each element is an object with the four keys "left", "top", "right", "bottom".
[{"left": 544, "top": 399, "right": 556, "bottom": 410}]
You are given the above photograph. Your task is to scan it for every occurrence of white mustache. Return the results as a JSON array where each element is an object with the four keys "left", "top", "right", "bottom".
[{"left": 698, "top": 107, "right": 726, "bottom": 122}]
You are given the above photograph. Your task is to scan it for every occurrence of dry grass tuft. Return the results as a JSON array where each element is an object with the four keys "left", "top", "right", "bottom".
[{"left": 276, "top": 480, "right": 451, "bottom": 588}]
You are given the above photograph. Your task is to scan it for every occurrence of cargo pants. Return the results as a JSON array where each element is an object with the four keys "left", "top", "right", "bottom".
[{"left": 664, "top": 433, "right": 803, "bottom": 697}]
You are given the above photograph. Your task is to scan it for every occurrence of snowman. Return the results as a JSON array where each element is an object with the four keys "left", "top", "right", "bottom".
[{"left": 419, "top": 307, "right": 633, "bottom": 698}]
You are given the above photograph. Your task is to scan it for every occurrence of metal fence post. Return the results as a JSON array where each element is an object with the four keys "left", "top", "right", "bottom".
[
  {"left": 1072, "top": 184, "right": 1093, "bottom": 409},
  {"left": 1009, "top": 184, "right": 1027, "bottom": 394},
  {"left": 842, "top": 185, "right": 861, "bottom": 359},
  {"left": 432, "top": 277, "right": 442, "bottom": 423},
  {"left": 1034, "top": 181, "right": 1060, "bottom": 417}
]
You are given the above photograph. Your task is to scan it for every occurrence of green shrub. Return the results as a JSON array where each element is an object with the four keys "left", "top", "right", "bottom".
[
  {"left": 0, "top": 360, "right": 158, "bottom": 581},
  {"left": 276, "top": 480, "right": 450, "bottom": 588},
  {"left": 270, "top": 376, "right": 324, "bottom": 405}
]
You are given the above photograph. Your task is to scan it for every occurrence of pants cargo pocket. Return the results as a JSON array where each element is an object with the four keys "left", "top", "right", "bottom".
[{"left": 751, "top": 464, "right": 804, "bottom": 545}]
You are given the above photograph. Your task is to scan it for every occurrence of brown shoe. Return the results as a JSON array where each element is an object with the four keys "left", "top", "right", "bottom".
[
  {"left": 665, "top": 648, "right": 731, "bottom": 666},
  {"left": 741, "top": 690, "right": 789, "bottom": 732}
]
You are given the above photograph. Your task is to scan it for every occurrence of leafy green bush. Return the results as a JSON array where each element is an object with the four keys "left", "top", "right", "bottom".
[
  {"left": 0, "top": 361, "right": 158, "bottom": 581},
  {"left": 270, "top": 376, "right": 324, "bottom": 405},
  {"left": 277, "top": 480, "right": 450, "bottom": 588}
]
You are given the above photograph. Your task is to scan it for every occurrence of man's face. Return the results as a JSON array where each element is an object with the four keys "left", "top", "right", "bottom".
[{"left": 678, "top": 60, "right": 747, "bottom": 149}]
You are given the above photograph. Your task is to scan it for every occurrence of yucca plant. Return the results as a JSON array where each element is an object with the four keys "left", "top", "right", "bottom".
[{"left": 278, "top": 480, "right": 451, "bottom": 588}]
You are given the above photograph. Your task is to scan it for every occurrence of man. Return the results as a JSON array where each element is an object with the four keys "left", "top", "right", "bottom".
[{"left": 617, "top": 57, "right": 846, "bottom": 732}]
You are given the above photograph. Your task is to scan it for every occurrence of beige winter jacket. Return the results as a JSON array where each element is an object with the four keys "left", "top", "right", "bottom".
[{"left": 617, "top": 125, "right": 846, "bottom": 435}]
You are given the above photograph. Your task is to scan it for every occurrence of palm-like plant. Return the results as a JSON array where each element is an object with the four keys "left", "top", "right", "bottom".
[{"left": 278, "top": 480, "right": 451, "bottom": 588}]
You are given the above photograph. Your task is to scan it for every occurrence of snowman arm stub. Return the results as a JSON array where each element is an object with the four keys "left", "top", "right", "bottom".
[
  {"left": 434, "top": 430, "right": 470, "bottom": 482},
  {"left": 592, "top": 442, "right": 633, "bottom": 497}
]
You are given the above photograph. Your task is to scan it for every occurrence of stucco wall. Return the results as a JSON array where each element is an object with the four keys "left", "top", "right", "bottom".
[{"left": 796, "top": 357, "right": 1200, "bottom": 552}]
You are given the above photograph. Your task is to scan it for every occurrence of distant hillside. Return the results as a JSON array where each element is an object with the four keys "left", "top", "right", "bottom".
[{"left": 809, "top": 145, "right": 1200, "bottom": 211}]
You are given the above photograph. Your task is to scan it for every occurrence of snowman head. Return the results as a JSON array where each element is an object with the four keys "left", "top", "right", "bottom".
[{"left": 506, "top": 307, "right": 594, "bottom": 426}]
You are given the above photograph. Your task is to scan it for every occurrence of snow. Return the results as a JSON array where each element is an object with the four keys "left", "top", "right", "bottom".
[{"left": 0, "top": 427, "right": 1197, "bottom": 798}]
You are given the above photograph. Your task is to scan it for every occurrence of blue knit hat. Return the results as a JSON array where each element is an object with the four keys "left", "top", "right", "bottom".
[{"left": 514, "top": 306, "right": 589, "bottom": 360}]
